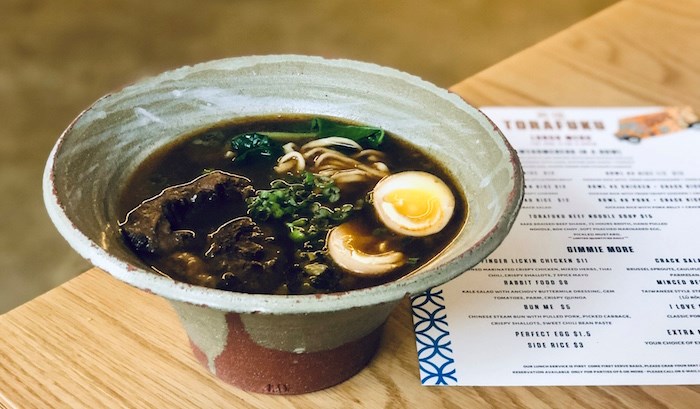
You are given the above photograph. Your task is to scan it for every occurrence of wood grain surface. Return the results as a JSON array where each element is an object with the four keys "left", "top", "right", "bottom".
[
  {"left": 3, "top": 0, "right": 700, "bottom": 407},
  {"left": 4, "top": 269, "right": 698, "bottom": 408},
  {"left": 451, "top": 0, "right": 700, "bottom": 110}
]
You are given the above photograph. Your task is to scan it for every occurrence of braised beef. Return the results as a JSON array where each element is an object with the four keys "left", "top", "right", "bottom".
[
  {"left": 120, "top": 171, "right": 254, "bottom": 256},
  {"left": 206, "top": 217, "right": 285, "bottom": 293}
]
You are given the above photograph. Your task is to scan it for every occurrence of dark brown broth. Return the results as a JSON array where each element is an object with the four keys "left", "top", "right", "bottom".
[{"left": 118, "top": 115, "right": 466, "bottom": 294}]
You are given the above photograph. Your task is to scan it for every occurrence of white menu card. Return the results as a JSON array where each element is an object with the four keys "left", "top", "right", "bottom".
[{"left": 411, "top": 107, "right": 700, "bottom": 386}]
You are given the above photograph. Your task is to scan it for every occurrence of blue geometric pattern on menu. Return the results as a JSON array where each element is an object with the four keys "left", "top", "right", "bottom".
[{"left": 411, "top": 287, "right": 457, "bottom": 385}]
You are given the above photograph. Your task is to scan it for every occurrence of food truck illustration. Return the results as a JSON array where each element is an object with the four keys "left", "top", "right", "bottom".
[{"left": 615, "top": 106, "right": 698, "bottom": 142}]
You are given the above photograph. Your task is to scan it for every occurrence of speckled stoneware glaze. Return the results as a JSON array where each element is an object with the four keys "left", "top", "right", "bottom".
[{"left": 44, "top": 55, "right": 524, "bottom": 394}]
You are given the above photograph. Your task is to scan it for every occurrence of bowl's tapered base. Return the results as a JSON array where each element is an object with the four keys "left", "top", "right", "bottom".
[{"left": 189, "top": 312, "right": 383, "bottom": 395}]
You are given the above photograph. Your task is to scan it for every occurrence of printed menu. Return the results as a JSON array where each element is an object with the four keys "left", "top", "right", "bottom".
[{"left": 412, "top": 107, "right": 700, "bottom": 386}]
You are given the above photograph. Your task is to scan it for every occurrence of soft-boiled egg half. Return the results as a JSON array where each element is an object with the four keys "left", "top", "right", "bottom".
[
  {"left": 327, "top": 220, "right": 406, "bottom": 276},
  {"left": 372, "top": 171, "right": 455, "bottom": 237}
]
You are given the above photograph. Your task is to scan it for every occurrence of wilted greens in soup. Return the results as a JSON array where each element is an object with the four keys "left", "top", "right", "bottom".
[{"left": 118, "top": 116, "right": 466, "bottom": 295}]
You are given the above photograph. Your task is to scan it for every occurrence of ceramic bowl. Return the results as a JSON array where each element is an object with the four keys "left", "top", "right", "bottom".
[{"left": 43, "top": 55, "right": 523, "bottom": 394}]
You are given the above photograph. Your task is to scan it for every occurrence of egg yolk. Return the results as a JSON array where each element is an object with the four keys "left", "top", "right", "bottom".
[{"left": 384, "top": 188, "right": 440, "bottom": 223}]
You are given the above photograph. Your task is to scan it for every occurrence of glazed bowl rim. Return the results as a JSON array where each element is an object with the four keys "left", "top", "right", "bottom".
[{"left": 43, "top": 54, "right": 524, "bottom": 314}]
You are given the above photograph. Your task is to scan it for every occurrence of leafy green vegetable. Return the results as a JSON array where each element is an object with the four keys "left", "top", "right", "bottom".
[
  {"left": 247, "top": 172, "right": 361, "bottom": 250},
  {"left": 257, "top": 131, "right": 316, "bottom": 141},
  {"left": 247, "top": 173, "right": 352, "bottom": 291},
  {"left": 247, "top": 172, "right": 342, "bottom": 221},
  {"left": 248, "top": 172, "right": 364, "bottom": 293},
  {"left": 230, "top": 119, "right": 384, "bottom": 164},
  {"left": 284, "top": 202, "right": 354, "bottom": 243},
  {"left": 311, "top": 117, "right": 385, "bottom": 149},
  {"left": 230, "top": 133, "right": 283, "bottom": 164}
]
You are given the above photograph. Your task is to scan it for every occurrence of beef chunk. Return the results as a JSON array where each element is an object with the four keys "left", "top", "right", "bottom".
[
  {"left": 120, "top": 171, "right": 254, "bottom": 255},
  {"left": 206, "top": 217, "right": 284, "bottom": 294},
  {"left": 205, "top": 217, "right": 265, "bottom": 259}
]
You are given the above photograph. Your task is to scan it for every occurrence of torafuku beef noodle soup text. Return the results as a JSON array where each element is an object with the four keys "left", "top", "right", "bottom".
[{"left": 119, "top": 116, "right": 467, "bottom": 295}]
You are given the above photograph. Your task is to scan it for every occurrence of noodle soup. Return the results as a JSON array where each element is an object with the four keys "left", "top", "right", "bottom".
[{"left": 119, "top": 115, "right": 467, "bottom": 294}]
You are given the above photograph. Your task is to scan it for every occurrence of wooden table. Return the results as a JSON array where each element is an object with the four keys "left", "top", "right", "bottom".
[{"left": 3, "top": 0, "right": 700, "bottom": 407}]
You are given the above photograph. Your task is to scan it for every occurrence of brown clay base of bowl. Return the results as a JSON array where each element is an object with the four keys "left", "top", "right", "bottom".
[{"left": 189, "top": 313, "right": 383, "bottom": 395}]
